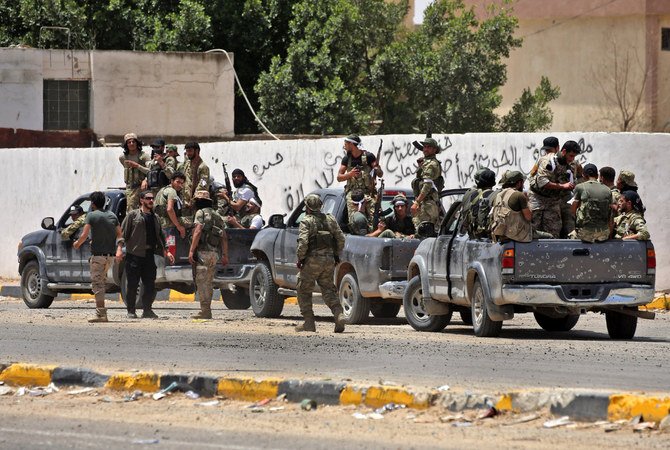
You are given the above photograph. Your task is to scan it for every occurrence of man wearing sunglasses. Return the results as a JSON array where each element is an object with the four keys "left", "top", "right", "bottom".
[{"left": 119, "top": 190, "right": 174, "bottom": 319}]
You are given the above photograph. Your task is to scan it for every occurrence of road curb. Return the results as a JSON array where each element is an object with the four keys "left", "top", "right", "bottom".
[{"left": 1, "top": 362, "right": 668, "bottom": 423}]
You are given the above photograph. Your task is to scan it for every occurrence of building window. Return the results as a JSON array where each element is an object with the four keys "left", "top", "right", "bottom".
[
  {"left": 662, "top": 28, "right": 670, "bottom": 51},
  {"left": 43, "top": 80, "right": 90, "bottom": 130}
]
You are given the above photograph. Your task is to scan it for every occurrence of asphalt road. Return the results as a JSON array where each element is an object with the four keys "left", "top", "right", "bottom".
[{"left": 1, "top": 297, "right": 668, "bottom": 392}]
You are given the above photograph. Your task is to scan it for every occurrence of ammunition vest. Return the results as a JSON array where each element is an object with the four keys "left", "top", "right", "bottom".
[
  {"left": 345, "top": 152, "right": 375, "bottom": 195},
  {"left": 490, "top": 188, "right": 532, "bottom": 243},
  {"left": 198, "top": 207, "right": 225, "bottom": 250},
  {"left": 308, "top": 214, "right": 336, "bottom": 255},
  {"left": 123, "top": 152, "right": 149, "bottom": 188},
  {"left": 529, "top": 155, "right": 571, "bottom": 198}
]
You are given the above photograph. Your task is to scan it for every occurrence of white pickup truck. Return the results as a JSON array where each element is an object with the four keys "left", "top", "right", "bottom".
[{"left": 405, "top": 190, "right": 656, "bottom": 339}]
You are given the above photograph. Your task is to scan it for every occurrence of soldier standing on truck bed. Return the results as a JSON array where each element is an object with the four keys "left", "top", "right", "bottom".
[
  {"left": 410, "top": 137, "right": 443, "bottom": 235},
  {"left": 188, "top": 190, "right": 228, "bottom": 320},
  {"left": 295, "top": 194, "right": 346, "bottom": 333},
  {"left": 155, "top": 171, "right": 187, "bottom": 240},
  {"left": 119, "top": 133, "right": 150, "bottom": 213},
  {"left": 570, "top": 163, "right": 613, "bottom": 243},
  {"left": 337, "top": 135, "right": 382, "bottom": 231},
  {"left": 179, "top": 142, "right": 210, "bottom": 226},
  {"left": 528, "top": 141, "right": 580, "bottom": 238}
]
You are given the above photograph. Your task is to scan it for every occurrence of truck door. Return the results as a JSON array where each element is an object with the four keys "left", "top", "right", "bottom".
[{"left": 50, "top": 200, "right": 91, "bottom": 283}]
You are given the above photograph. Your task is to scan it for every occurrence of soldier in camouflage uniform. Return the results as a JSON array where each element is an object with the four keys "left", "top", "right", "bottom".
[
  {"left": 295, "top": 194, "right": 346, "bottom": 333},
  {"left": 60, "top": 205, "right": 86, "bottom": 240},
  {"left": 528, "top": 140, "right": 580, "bottom": 238},
  {"left": 337, "top": 135, "right": 382, "bottom": 228},
  {"left": 119, "top": 133, "right": 150, "bottom": 213},
  {"left": 188, "top": 190, "right": 228, "bottom": 319},
  {"left": 179, "top": 141, "right": 210, "bottom": 226},
  {"left": 165, "top": 144, "right": 180, "bottom": 175},
  {"left": 226, "top": 198, "right": 264, "bottom": 229},
  {"left": 348, "top": 189, "right": 374, "bottom": 235},
  {"left": 599, "top": 166, "right": 621, "bottom": 213},
  {"left": 145, "top": 139, "right": 176, "bottom": 196},
  {"left": 570, "top": 164, "right": 613, "bottom": 242},
  {"left": 410, "top": 138, "right": 443, "bottom": 234},
  {"left": 460, "top": 168, "right": 496, "bottom": 237},
  {"left": 154, "top": 171, "right": 187, "bottom": 239},
  {"left": 614, "top": 190, "right": 650, "bottom": 240}
]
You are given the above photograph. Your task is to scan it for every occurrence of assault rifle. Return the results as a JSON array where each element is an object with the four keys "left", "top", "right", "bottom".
[
  {"left": 374, "top": 139, "right": 383, "bottom": 182},
  {"left": 222, "top": 162, "right": 232, "bottom": 197},
  {"left": 372, "top": 178, "right": 385, "bottom": 230}
]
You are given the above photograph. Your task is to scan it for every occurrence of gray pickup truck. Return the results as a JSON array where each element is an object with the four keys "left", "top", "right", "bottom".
[
  {"left": 249, "top": 187, "right": 418, "bottom": 323},
  {"left": 17, "top": 189, "right": 258, "bottom": 309},
  {"left": 405, "top": 190, "right": 656, "bottom": 339}
]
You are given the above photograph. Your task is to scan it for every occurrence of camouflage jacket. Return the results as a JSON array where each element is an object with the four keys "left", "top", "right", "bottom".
[
  {"left": 119, "top": 151, "right": 150, "bottom": 188},
  {"left": 415, "top": 156, "right": 441, "bottom": 200},
  {"left": 614, "top": 211, "right": 650, "bottom": 240},
  {"left": 60, "top": 214, "right": 86, "bottom": 240},
  {"left": 179, "top": 158, "right": 210, "bottom": 207},
  {"left": 297, "top": 212, "right": 345, "bottom": 260}
]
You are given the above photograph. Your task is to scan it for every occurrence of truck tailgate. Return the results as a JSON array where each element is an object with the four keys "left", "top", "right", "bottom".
[{"left": 512, "top": 240, "right": 651, "bottom": 284}]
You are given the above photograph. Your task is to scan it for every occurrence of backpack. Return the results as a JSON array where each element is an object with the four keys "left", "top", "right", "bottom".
[{"left": 475, "top": 189, "right": 499, "bottom": 238}]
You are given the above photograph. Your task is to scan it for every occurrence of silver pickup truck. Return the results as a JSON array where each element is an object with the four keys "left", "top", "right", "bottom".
[
  {"left": 17, "top": 189, "right": 258, "bottom": 310},
  {"left": 405, "top": 190, "right": 656, "bottom": 339},
  {"left": 249, "top": 187, "right": 418, "bottom": 323}
]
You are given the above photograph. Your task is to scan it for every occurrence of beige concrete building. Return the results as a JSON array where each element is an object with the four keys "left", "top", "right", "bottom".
[
  {"left": 0, "top": 48, "right": 235, "bottom": 142},
  {"left": 406, "top": 0, "right": 670, "bottom": 132}
]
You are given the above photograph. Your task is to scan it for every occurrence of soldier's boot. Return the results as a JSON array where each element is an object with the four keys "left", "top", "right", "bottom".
[
  {"left": 191, "top": 302, "right": 212, "bottom": 320},
  {"left": 88, "top": 307, "right": 108, "bottom": 323},
  {"left": 295, "top": 313, "right": 316, "bottom": 332},
  {"left": 331, "top": 305, "right": 346, "bottom": 334}
]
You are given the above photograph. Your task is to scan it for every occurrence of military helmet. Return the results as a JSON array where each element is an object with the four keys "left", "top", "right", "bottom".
[
  {"left": 304, "top": 194, "right": 323, "bottom": 211},
  {"left": 474, "top": 168, "right": 496, "bottom": 188}
]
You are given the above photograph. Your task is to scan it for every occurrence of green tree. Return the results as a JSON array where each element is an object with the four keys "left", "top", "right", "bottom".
[
  {"left": 498, "top": 76, "right": 560, "bottom": 132},
  {"left": 255, "top": 0, "right": 408, "bottom": 135}
]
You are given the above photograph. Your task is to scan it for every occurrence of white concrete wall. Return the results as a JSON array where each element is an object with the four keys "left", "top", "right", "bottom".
[
  {"left": 0, "top": 48, "right": 43, "bottom": 130},
  {"left": 2, "top": 132, "right": 668, "bottom": 288}
]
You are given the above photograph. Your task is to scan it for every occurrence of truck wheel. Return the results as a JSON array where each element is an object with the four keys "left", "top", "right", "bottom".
[
  {"left": 250, "top": 263, "right": 284, "bottom": 318},
  {"left": 221, "top": 287, "right": 251, "bottom": 310},
  {"left": 120, "top": 270, "right": 144, "bottom": 309},
  {"left": 471, "top": 279, "right": 502, "bottom": 337},
  {"left": 370, "top": 302, "right": 401, "bottom": 319},
  {"left": 403, "top": 276, "right": 451, "bottom": 332},
  {"left": 606, "top": 311, "right": 637, "bottom": 340},
  {"left": 20, "top": 260, "right": 55, "bottom": 309},
  {"left": 533, "top": 312, "right": 579, "bottom": 332},
  {"left": 338, "top": 273, "right": 370, "bottom": 324}
]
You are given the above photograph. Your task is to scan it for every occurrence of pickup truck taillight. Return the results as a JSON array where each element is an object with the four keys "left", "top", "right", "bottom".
[
  {"left": 647, "top": 248, "right": 656, "bottom": 274},
  {"left": 502, "top": 248, "right": 514, "bottom": 274}
]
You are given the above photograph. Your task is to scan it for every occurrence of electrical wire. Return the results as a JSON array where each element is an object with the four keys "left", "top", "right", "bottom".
[
  {"left": 519, "top": 0, "right": 622, "bottom": 39},
  {"left": 205, "top": 48, "right": 280, "bottom": 140}
]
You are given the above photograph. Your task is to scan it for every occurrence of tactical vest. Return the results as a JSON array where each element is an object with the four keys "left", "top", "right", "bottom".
[
  {"left": 345, "top": 152, "right": 375, "bottom": 195},
  {"left": 198, "top": 207, "right": 225, "bottom": 249},
  {"left": 576, "top": 182, "right": 611, "bottom": 230},
  {"left": 476, "top": 189, "right": 499, "bottom": 238},
  {"left": 147, "top": 164, "right": 170, "bottom": 189},
  {"left": 529, "top": 155, "right": 570, "bottom": 198},
  {"left": 123, "top": 152, "right": 149, "bottom": 188},
  {"left": 411, "top": 159, "right": 444, "bottom": 197},
  {"left": 463, "top": 188, "right": 493, "bottom": 237},
  {"left": 154, "top": 187, "right": 182, "bottom": 219},
  {"left": 308, "top": 214, "right": 336, "bottom": 256},
  {"left": 490, "top": 188, "right": 532, "bottom": 243}
]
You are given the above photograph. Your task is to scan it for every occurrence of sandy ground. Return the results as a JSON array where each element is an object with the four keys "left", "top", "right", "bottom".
[{"left": 0, "top": 386, "right": 668, "bottom": 449}]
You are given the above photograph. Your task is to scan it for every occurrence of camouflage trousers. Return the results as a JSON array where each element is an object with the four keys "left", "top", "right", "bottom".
[
  {"left": 570, "top": 227, "right": 610, "bottom": 243},
  {"left": 412, "top": 200, "right": 440, "bottom": 233},
  {"left": 90, "top": 255, "right": 113, "bottom": 307},
  {"left": 195, "top": 251, "right": 218, "bottom": 307},
  {"left": 560, "top": 200, "right": 575, "bottom": 238},
  {"left": 529, "top": 193, "right": 561, "bottom": 238},
  {"left": 296, "top": 256, "right": 339, "bottom": 317},
  {"left": 126, "top": 187, "right": 141, "bottom": 213},
  {"left": 346, "top": 192, "right": 374, "bottom": 233}
]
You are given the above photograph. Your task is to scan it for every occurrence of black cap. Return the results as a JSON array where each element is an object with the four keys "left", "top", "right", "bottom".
[
  {"left": 583, "top": 163, "right": 598, "bottom": 177},
  {"left": 151, "top": 138, "right": 166, "bottom": 148}
]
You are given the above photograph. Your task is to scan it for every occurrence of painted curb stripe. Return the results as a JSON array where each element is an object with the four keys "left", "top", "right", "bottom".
[
  {"left": 217, "top": 377, "right": 280, "bottom": 401},
  {"left": 0, "top": 363, "right": 57, "bottom": 386},
  {"left": 641, "top": 294, "right": 670, "bottom": 310},
  {"left": 105, "top": 372, "right": 160, "bottom": 392},
  {"left": 169, "top": 291, "right": 195, "bottom": 302},
  {"left": 608, "top": 394, "right": 670, "bottom": 422}
]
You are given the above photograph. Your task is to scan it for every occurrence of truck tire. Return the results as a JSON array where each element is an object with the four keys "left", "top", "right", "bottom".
[
  {"left": 403, "top": 276, "right": 451, "bottom": 332},
  {"left": 20, "top": 260, "right": 55, "bottom": 309},
  {"left": 250, "top": 263, "right": 284, "bottom": 318},
  {"left": 471, "top": 278, "right": 502, "bottom": 337},
  {"left": 606, "top": 311, "right": 637, "bottom": 340},
  {"left": 534, "top": 312, "right": 579, "bottom": 332},
  {"left": 338, "top": 273, "right": 370, "bottom": 324},
  {"left": 120, "top": 270, "right": 144, "bottom": 309},
  {"left": 221, "top": 287, "right": 251, "bottom": 310},
  {"left": 370, "top": 302, "right": 401, "bottom": 319}
]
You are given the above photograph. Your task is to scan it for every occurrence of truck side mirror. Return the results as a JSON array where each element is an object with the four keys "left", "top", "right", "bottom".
[
  {"left": 268, "top": 214, "right": 286, "bottom": 229},
  {"left": 41, "top": 217, "right": 56, "bottom": 230}
]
